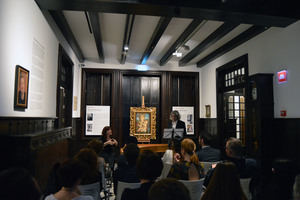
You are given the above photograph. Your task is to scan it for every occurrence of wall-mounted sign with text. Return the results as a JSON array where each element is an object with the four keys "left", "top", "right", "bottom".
[{"left": 85, "top": 105, "right": 110, "bottom": 136}]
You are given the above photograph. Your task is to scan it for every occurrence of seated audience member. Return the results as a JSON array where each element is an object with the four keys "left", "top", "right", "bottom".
[
  {"left": 44, "top": 159, "right": 93, "bottom": 200},
  {"left": 74, "top": 148, "right": 102, "bottom": 199},
  {"left": 203, "top": 137, "right": 257, "bottom": 188},
  {"left": 162, "top": 139, "right": 176, "bottom": 164},
  {"left": 225, "top": 137, "right": 257, "bottom": 178},
  {"left": 263, "top": 158, "right": 297, "bottom": 200},
  {"left": 196, "top": 133, "right": 221, "bottom": 162},
  {"left": 114, "top": 143, "right": 140, "bottom": 193},
  {"left": 201, "top": 162, "right": 247, "bottom": 200},
  {"left": 118, "top": 136, "right": 138, "bottom": 165},
  {"left": 148, "top": 178, "right": 191, "bottom": 200},
  {"left": 44, "top": 162, "right": 61, "bottom": 197},
  {"left": 120, "top": 136, "right": 138, "bottom": 153},
  {"left": 87, "top": 139, "right": 105, "bottom": 172},
  {"left": 0, "top": 168, "right": 41, "bottom": 200},
  {"left": 294, "top": 174, "right": 300, "bottom": 200},
  {"left": 121, "top": 150, "right": 163, "bottom": 200},
  {"left": 168, "top": 138, "right": 204, "bottom": 180}
]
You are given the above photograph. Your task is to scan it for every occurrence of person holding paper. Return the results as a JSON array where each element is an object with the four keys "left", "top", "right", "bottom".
[
  {"left": 168, "top": 110, "right": 186, "bottom": 138},
  {"left": 100, "top": 126, "right": 119, "bottom": 168}
]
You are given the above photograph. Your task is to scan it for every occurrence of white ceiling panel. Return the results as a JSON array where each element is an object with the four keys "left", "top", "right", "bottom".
[
  {"left": 126, "top": 15, "right": 160, "bottom": 64},
  {"left": 63, "top": 11, "right": 98, "bottom": 61},
  {"left": 188, "top": 24, "right": 253, "bottom": 65},
  {"left": 148, "top": 17, "right": 193, "bottom": 63},
  {"left": 99, "top": 13, "right": 126, "bottom": 64}
]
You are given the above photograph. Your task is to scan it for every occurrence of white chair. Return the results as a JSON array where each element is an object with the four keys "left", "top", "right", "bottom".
[
  {"left": 161, "top": 149, "right": 173, "bottom": 164},
  {"left": 240, "top": 178, "right": 251, "bottom": 200},
  {"left": 116, "top": 181, "right": 141, "bottom": 200},
  {"left": 78, "top": 182, "right": 101, "bottom": 200},
  {"left": 179, "top": 179, "right": 204, "bottom": 200},
  {"left": 158, "top": 162, "right": 173, "bottom": 180}
]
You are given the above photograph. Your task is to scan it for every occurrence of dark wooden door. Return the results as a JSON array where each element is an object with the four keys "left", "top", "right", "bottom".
[
  {"left": 122, "top": 76, "right": 160, "bottom": 143},
  {"left": 57, "top": 46, "right": 73, "bottom": 128}
]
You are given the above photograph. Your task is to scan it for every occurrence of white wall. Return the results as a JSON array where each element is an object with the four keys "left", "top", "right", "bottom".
[
  {"left": 0, "top": 0, "right": 81, "bottom": 118},
  {"left": 200, "top": 20, "right": 300, "bottom": 118}
]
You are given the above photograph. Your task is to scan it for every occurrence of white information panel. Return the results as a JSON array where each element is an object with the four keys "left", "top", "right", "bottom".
[
  {"left": 172, "top": 106, "right": 194, "bottom": 135},
  {"left": 86, "top": 105, "right": 110, "bottom": 136}
]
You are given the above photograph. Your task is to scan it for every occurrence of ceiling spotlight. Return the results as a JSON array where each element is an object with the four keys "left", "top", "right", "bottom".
[
  {"left": 172, "top": 51, "right": 182, "bottom": 57},
  {"left": 124, "top": 45, "right": 129, "bottom": 51}
]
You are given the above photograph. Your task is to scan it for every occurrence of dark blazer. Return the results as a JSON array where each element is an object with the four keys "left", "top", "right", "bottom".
[
  {"left": 196, "top": 146, "right": 221, "bottom": 162},
  {"left": 121, "top": 181, "right": 154, "bottom": 200},
  {"left": 168, "top": 120, "right": 187, "bottom": 138}
]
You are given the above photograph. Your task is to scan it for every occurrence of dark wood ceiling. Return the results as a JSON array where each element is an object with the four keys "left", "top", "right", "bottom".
[{"left": 35, "top": 0, "right": 298, "bottom": 67}]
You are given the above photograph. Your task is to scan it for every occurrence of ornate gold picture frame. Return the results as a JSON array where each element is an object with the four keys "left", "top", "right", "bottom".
[{"left": 130, "top": 107, "right": 156, "bottom": 142}]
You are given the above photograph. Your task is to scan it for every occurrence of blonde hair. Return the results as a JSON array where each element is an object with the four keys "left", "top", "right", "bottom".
[{"left": 181, "top": 138, "right": 199, "bottom": 166}]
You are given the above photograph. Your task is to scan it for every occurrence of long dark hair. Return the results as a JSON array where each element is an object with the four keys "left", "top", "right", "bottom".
[
  {"left": 201, "top": 162, "right": 247, "bottom": 200},
  {"left": 101, "top": 126, "right": 112, "bottom": 141}
]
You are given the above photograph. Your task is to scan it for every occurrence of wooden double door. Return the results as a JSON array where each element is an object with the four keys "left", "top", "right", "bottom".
[{"left": 81, "top": 69, "right": 199, "bottom": 145}]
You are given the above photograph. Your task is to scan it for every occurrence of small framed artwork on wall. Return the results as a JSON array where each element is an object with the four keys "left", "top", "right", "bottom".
[
  {"left": 205, "top": 105, "right": 211, "bottom": 118},
  {"left": 14, "top": 65, "right": 29, "bottom": 109}
]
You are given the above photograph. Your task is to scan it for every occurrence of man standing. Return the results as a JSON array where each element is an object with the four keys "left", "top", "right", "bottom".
[{"left": 168, "top": 110, "right": 186, "bottom": 138}]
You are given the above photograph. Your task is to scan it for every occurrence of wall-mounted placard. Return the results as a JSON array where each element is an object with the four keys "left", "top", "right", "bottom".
[{"left": 85, "top": 105, "right": 110, "bottom": 136}]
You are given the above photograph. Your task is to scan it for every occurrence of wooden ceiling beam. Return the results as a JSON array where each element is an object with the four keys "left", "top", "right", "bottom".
[
  {"left": 159, "top": 19, "right": 203, "bottom": 66},
  {"left": 140, "top": 17, "right": 171, "bottom": 64},
  {"left": 35, "top": 0, "right": 298, "bottom": 27},
  {"left": 49, "top": 10, "right": 85, "bottom": 62},
  {"left": 120, "top": 14, "right": 135, "bottom": 64},
  {"left": 197, "top": 26, "right": 269, "bottom": 68},
  {"left": 88, "top": 12, "right": 105, "bottom": 63},
  {"left": 179, "top": 23, "right": 239, "bottom": 66}
]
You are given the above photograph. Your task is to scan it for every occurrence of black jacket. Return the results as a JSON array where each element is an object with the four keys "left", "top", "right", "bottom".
[
  {"left": 196, "top": 146, "right": 221, "bottom": 162},
  {"left": 121, "top": 181, "right": 154, "bottom": 200},
  {"left": 168, "top": 120, "right": 187, "bottom": 138}
]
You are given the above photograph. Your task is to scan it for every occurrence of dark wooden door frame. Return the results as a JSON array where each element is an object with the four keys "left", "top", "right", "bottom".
[
  {"left": 169, "top": 71, "right": 200, "bottom": 139},
  {"left": 80, "top": 68, "right": 118, "bottom": 139},
  {"left": 216, "top": 54, "right": 249, "bottom": 149},
  {"left": 56, "top": 45, "right": 74, "bottom": 128}
]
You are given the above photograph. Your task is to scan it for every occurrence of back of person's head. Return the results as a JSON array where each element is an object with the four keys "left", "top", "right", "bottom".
[
  {"left": 201, "top": 162, "right": 246, "bottom": 200},
  {"left": 124, "top": 143, "right": 140, "bottom": 166},
  {"left": 58, "top": 159, "right": 85, "bottom": 188},
  {"left": 226, "top": 137, "right": 244, "bottom": 158},
  {"left": 136, "top": 150, "right": 163, "bottom": 181},
  {"left": 125, "top": 136, "right": 138, "bottom": 145},
  {"left": 148, "top": 178, "right": 191, "bottom": 200},
  {"left": 294, "top": 175, "right": 300, "bottom": 200},
  {"left": 87, "top": 139, "right": 104, "bottom": 155},
  {"left": 74, "top": 148, "right": 99, "bottom": 184},
  {"left": 0, "top": 168, "right": 41, "bottom": 200},
  {"left": 181, "top": 138, "right": 199, "bottom": 166},
  {"left": 199, "top": 132, "right": 212, "bottom": 146}
]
